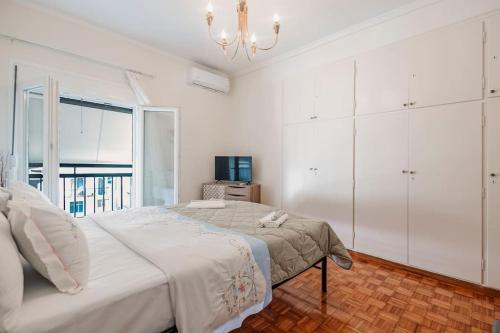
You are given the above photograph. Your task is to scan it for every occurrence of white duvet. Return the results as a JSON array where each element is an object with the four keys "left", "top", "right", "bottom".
[{"left": 90, "top": 206, "right": 272, "bottom": 333}]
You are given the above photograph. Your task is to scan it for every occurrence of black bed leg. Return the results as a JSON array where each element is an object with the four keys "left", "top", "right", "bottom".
[{"left": 321, "top": 256, "right": 327, "bottom": 293}]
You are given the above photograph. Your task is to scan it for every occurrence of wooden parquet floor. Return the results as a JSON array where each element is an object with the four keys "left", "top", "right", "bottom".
[{"left": 234, "top": 252, "right": 500, "bottom": 333}]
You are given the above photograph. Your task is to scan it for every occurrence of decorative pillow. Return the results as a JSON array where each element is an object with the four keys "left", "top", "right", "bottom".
[
  {"left": 0, "top": 187, "right": 11, "bottom": 217},
  {"left": 0, "top": 213, "right": 23, "bottom": 333},
  {"left": 8, "top": 181, "right": 52, "bottom": 205},
  {"left": 7, "top": 199, "right": 90, "bottom": 294}
]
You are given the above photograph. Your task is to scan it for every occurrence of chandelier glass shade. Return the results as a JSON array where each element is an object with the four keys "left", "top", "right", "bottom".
[{"left": 205, "top": 0, "right": 280, "bottom": 61}]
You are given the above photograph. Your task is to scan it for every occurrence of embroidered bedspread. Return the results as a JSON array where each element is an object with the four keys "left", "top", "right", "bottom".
[{"left": 90, "top": 207, "right": 272, "bottom": 333}]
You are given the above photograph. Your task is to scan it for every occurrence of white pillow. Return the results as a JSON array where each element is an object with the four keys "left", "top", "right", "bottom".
[
  {"left": 8, "top": 199, "right": 90, "bottom": 294},
  {"left": 0, "top": 187, "right": 11, "bottom": 217},
  {"left": 0, "top": 213, "right": 23, "bottom": 333},
  {"left": 8, "top": 181, "right": 52, "bottom": 205}
]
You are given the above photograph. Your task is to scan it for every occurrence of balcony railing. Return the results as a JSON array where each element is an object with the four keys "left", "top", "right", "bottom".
[{"left": 28, "top": 163, "right": 132, "bottom": 218}]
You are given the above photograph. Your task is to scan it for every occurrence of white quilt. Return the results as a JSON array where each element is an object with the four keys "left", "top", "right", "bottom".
[{"left": 90, "top": 206, "right": 272, "bottom": 333}]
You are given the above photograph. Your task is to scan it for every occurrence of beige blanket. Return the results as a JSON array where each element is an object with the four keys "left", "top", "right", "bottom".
[{"left": 171, "top": 201, "right": 352, "bottom": 285}]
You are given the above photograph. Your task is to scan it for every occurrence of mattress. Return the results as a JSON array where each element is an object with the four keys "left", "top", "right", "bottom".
[{"left": 15, "top": 218, "right": 173, "bottom": 333}]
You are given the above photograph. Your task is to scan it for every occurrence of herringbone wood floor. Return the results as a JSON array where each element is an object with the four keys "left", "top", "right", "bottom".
[{"left": 234, "top": 252, "right": 500, "bottom": 333}]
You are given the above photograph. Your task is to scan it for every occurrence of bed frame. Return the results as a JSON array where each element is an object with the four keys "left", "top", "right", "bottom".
[
  {"left": 272, "top": 256, "right": 328, "bottom": 292},
  {"left": 162, "top": 256, "right": 328, "bottom": 333}
]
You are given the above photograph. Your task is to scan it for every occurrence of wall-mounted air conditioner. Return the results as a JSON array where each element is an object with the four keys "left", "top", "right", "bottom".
[{"left": 187, "top": 67, "right": 230, "bottom": 94}]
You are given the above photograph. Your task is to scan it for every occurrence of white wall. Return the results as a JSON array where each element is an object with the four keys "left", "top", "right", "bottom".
[
  {"left": 228, "top": 0, "right": 500, "bottom": 206},
  {"left": 0, "top": 0, "right": 231, "bottom": 201}
]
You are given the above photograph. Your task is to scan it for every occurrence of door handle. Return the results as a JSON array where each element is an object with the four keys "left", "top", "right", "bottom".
[
  {"left": 491, "top": 173, "right": 497, "bottom": 178},
  {"left": 310, "top": 116, "right": 318, "bottom": 120},
  {"left": 403, "top": 103, "right": 408, "bottom": 107},
  {"left": 491, "top": 89, "right": 498, "bottom": 94},
  {"left": 402, "top": 170, "right": 409, "bottom": 174},
  {"left": 409, "top": 171, "right": 416, "bottom": 175},
  {"left": 409, "top": 102, "right": 416, "bottom": 106}
]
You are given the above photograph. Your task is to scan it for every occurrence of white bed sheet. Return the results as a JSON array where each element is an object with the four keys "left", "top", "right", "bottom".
[{"left": 15, "top": 218, "right": 174, "bottom": 333}]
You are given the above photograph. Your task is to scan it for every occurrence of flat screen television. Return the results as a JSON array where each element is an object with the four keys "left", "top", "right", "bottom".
[{"left": 215, "top": 156, "right": 252, "bottom": 183}]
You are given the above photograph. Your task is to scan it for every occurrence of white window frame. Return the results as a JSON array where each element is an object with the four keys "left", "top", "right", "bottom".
[
  {"left": 134, "top": 106, "right": 180, "bottom": 207},
  {"left": 13, "top": 67, "right": 60, "bottom": 203},
  {"left": 11, "top": 61, "right": 180, "bottom": 209}
]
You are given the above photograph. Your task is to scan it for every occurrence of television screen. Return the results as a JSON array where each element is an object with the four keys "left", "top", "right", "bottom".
[{"left": 215, "top": 156, "right": 252, "bottom": 182}]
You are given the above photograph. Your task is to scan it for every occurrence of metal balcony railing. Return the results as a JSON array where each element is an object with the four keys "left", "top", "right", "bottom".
[{"left": 28, "top": 163, "right": 132, "bottom": 218}]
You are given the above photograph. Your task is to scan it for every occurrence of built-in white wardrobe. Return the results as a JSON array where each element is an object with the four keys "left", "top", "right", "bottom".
[
  {"left": 485, "top": 12, "right": 500, "bottom": 290},
  {"left": 283, "top": 59, "right": 355, "bottom": 248},
  {"left": 282, "top": 13, "right": 500, "bottom": 288}
]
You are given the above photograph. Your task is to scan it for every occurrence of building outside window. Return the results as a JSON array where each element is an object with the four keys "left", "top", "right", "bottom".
[{"left": 69, "top": 200, "right": 84, "bottom": 214}]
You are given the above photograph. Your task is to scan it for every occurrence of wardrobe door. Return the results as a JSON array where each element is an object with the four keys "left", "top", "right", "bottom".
[
  {"left": 409, "top": 21, "right": 483, "bottom": 108},
  {"left": 408, "top": 102, "right": 482, "bottom": 283},
  {"left": 283, "top": 123, "right": 316, "bottom": 216},
  {"left": 355, "top": 111, "right": 409, "bottom": 263},
  {"left": 283, "top": 72, "right": 315, "bottom": 124},
  {"left": 315, "top": 59, "right": 355, "bottom": 120},
  {"left": 486, "top": 98, "right": 500, "bottom": 289},
  {"left": 356, "top": 40, "right": 410, "bottom": 115},
  {"left": 308, "top": 118, "right": 354, "bottom": 248},
  {"left": 487, "top": 13, "right": 500, "bottom": 98}
]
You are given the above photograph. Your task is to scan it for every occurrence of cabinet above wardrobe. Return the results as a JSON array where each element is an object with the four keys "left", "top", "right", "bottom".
[
  {"left": 487, "top": 12, "right": 500, "bottom": 98},
  {"left": 356, "top": 20, "right": 484, "bottom": 115},
  {"left": 283, "top": 59, "right": 354, "bottom": 124}
]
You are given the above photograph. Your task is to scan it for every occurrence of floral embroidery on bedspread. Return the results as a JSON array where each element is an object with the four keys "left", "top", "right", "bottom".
[{"left": 223, "top": 239, "right": 260, "bottom": 314}]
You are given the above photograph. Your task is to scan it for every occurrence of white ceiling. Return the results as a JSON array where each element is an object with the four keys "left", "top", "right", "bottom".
[{"left": 20, "top": 0, "right": 418, "bottom": 74}]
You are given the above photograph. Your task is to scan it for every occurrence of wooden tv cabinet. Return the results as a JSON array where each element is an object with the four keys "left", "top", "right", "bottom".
[{"left": 202, "top": 182, "right": 261, "bottom": 203}]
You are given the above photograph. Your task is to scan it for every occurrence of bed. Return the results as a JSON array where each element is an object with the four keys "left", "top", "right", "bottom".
[{"left": 14, "top": 200, "right": 351, "bottom": 333}]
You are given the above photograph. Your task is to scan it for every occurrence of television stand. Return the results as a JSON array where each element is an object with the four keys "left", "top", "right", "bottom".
[{"left": 202, "top": 182, "right": 261, "bottom": 203}]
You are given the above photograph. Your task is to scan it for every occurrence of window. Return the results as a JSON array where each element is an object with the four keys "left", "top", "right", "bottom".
[
  {"left": 76, "top": 178, "right": 85, "bottom": 196},
  {"left": 69, "top": 201, "right": 84, "bottom": 214},
  {"left": 98, "top": 178, "right": 104, "bottom": 195}
]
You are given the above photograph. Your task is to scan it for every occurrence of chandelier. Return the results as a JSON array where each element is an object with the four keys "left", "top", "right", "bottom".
[{"left": 205, "top": 0, "right": 280, "bottom": 61}]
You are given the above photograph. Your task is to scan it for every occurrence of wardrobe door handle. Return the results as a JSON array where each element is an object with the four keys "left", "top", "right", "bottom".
[
  {"left": 310, "top": 116, "right": 318, "bottom": 120},
  {"left": 491, "top": 89, "right": 498, "bottom": 94},
  {"left": 409, "top": 171, "right": 416, "bottom": 175},
  {"left": 491, "top": 173, "right": 497, "bottom": 178},
  {"left": 402, "top": 170, "right": 409, "bottom": 174},
  {"left": 410, "top": 102, "right": 416, "bottom": 106},
  {"left": 403, "top": 103, "right": 408, "bottom": 107}
]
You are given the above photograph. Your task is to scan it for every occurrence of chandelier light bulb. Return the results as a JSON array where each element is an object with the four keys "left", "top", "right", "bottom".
[
  {"left": 273, "top": 14, "right": 280, "bottom": 23},
  {"left": 221, "top": 30, "right": 227, "bottom": 40},
  {"left": 206, "top": 1, "right": 214, "bottom": 14},
  {"left": 250, "top": 34, "right": 257, "bottom": 43}
]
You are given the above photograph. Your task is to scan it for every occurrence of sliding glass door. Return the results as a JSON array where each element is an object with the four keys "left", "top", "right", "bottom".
[{"left": 137, "top": 107, "right": 179, "bottom": 207}]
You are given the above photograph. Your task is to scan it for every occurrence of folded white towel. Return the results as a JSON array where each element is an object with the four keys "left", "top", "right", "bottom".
[
  {"left": 186, "top": 200, "right": 226, "bottom": 209},
  {"left": 257, "top": 210, "right": 288, "bottom": 228},
  {"left": 259, "top": 210, "right": 286, "bottom": 223}
]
